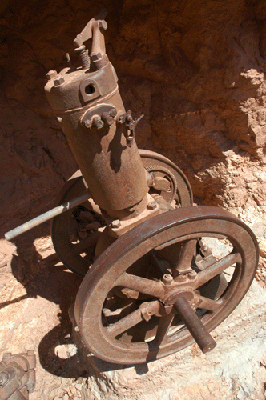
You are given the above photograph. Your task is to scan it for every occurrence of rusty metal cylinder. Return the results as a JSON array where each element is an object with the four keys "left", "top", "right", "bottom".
[
  {"left": 174, "top": 297, "right": 216, "bottom": 353},
  {"left": 45, "top": 60, "right": 148, "bottom": 213}
]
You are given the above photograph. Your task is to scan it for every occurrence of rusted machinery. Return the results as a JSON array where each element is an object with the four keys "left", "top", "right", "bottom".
[
  {"left": 0, "top": 351, "right": 35, "bottom": 400},
  {"left": 5, "top": 10, "right": 259, "bottom": 365}
]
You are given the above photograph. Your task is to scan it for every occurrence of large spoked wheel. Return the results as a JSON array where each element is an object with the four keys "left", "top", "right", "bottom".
[
  {"left": 51, "top": 151, "right": 193, "bottom": 276},
  {"left": 74, "top": 206, "right": 259, "bottom": 365}
]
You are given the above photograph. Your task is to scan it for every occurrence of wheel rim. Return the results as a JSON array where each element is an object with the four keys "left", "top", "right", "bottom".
[
  {"left": 51, "top": 151, "right": 193, "bottom": 276},
  {"left": 139, "top": 150, "right": 193, "bottom": 207},
  {"left": 74, "top": 206, "right": 259, "bottom": 365}
]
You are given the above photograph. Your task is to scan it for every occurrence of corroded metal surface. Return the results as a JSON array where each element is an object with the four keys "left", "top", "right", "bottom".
[
  {"left": 50, "top": 150, "right": 193, "bottom": 276},
  {"left": 74, "top": 206, "right": 259, "bottom": 364},
  {"left": 45, "top": 11, "right": 147, "bottom": 215},
  {"left": 5, "top": 192, "right": 90, "bottom": 241},
  {"left": 4, "top": 10, "right": 260, "bottom": 367},
  {"left": 45, "top": 12, "right": 259, "bottom": 364}
]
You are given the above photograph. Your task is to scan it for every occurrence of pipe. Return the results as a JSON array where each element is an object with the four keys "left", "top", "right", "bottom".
[{"left": 5, "top": 192, "right": 90, "bottom": 241}]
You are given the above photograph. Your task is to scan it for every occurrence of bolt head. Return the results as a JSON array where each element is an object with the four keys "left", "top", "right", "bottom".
[
  {"left": 126, "top": 111, "right": 132, "bottom": 122},
  {"left": 163, "top": 273, "right": 173, "bottom": 285},
  {"left": 91, "top": 52, "right": 102, "bottom": 62},
  {"left": 46, "top": 70, "right": 57, "bottom": 81},
  {"left": 54, "top": 76, "right": 65, "bottom": 86},
  {"left": 82, "top": 119, "right": 91, "bottom": 128},
  {"left": 109, "top": 109, "right": 117, "bottom": 118},
  {"left": 95, "top": 118, "right": 104, "bottom": 129},
  {"left": 188, "top": 270, "right": 197, "bottom": 279}
]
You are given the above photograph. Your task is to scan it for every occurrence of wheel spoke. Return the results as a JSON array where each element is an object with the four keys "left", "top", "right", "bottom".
[
  {"left": 195, "top": 253, "right": 241, "bottom": 288},
  {"left": 115, "top": 273, "right": 164, "bottom": 298},
  {"left": 106, "top": 301, "right": 160, "bottom": 337},
  {"left": 73, "top": 231, "right": 100, "bottom": 254},
  {"left": 196, "top": 295, "right": 221, "bottom": 311},
  {"left": 173, "top": 239, "right": 197, "bottom": 276},
  {"left": 152, "top": 314, "right": 174, "bottom": 345}
]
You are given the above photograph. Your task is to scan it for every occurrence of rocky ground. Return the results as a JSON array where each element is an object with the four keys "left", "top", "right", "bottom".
[
  {"left": 1, "top": 0, "right": 266, "bottom": 398},
  {"left": 0, "top": 211, "right": 265, "bottom": 400}
]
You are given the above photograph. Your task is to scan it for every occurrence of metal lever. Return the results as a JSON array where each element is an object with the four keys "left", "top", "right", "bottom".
[
  {"left": 174, "top": 296, "right": 216, "bottom": 353},
  {"left": 74, "top": 8, "right": 107, "bottom": 69},
  {"left": 118, "top": 110, "right": 144, "bottom": 145}
]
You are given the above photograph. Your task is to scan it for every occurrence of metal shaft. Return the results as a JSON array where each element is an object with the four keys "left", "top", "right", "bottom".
[
  {"left": 5, "top": 192, "right": 90, "bottom": 241},
  {"left": 174, "top": 297, "right": 216, "bottom": 353}
]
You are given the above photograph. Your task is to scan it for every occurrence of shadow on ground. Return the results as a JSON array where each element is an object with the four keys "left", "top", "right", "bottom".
[{"left": 4, "top": 226, "right": 147, "bottom": 380}]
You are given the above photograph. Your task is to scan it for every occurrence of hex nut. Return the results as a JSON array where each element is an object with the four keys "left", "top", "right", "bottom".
[
  {"left": 54, "top": 76, "right": 65, "bottom": 86},
  {"left": 46, "top": 70, "right": 57, "bottom": 81},
  {"left": 91, "top": 53, "right": 102, "bottom": 62},
  {"left": 95, "top": 118, "right": 104, "bottom": 129}
]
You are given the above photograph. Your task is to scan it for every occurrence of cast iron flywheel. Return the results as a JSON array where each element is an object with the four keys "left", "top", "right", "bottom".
[{"left": 74, "top": 206, "right": 259, "bottom": 364}]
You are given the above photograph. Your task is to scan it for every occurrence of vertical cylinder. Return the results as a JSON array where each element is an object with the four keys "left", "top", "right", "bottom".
[{"left": 45, "top": 62, "right": 148, "bottom": 214}]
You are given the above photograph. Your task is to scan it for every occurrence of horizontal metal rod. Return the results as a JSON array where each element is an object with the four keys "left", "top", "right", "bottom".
[
  {"left": 174, "top": 296, "right": 216, "bottom": 354},
  {"left": 5, "top": 192, "right": 90, "bottom": 241}
]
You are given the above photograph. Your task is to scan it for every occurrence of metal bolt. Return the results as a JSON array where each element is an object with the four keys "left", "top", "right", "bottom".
[
  {"left": 188, "top": 270, "right": 197, "bottom": 279},
  {"left": 117, "top": 114, "right": 125, "bottom": 124},
  {"left": 91, "top": 53, "right": 102, "bottom": 62},
  {"left": 109, "top": 109, "right": 117, "bottom": 118},
  {"left": 126, "top": 110, "right": 132, "bottom": 122},
  {"left": 54, "top": 76, "right": 65, "bottom": 86},
  {"left": 93, "top": 117, "right": 104, "bottom": 129},
  {"left": 82, "top": 119, "right": 91, "bottom": 129},
  {"left": 147, "top": 201, "right": 157, "bottom": 210},
  {"left": 46, "top": 70, "right": 57, "bottom": 81},
  {"left": 102, "top": 111, "right": 116, "bottom": 126},
  {"left": 163, "top": 274, "right": 173, "bottom": 285}
]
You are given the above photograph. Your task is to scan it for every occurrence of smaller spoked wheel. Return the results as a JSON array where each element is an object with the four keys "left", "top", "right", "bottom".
[
  {"left": 74, "top": 206, "right": 259, "bottom": 365},
  {"left": 51, "top": 171, "right": 107, "bottom": 276},
  {"left": 51, "top": 151, "right": 193, "bottom": 276},
  {"left": 140, "top": 150, "right": 193, "bottom": 207}
]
